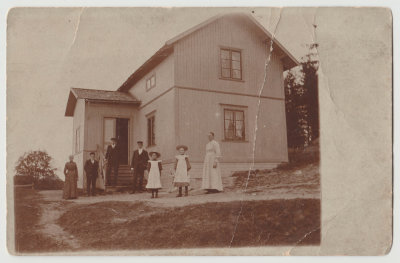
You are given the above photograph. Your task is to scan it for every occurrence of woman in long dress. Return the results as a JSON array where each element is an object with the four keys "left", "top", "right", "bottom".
[
  {"left": 63, "top": 155, "right": 78, "bottom": 199},
  {"left": 201, "top": 132, "right": 223, "bottom": 193}
]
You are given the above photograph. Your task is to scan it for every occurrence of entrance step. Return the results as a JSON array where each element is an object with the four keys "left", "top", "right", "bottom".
[{"left": 117, "top": 165, "right": 133, "bottom": 186}]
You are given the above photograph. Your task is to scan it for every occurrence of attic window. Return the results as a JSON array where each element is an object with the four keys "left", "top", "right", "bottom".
[
  {"left": 220, "top": 48, "right": 242, "bottom": 80},
  {"left": 146, "top": 74, "right": 156, "bottom": 91}
]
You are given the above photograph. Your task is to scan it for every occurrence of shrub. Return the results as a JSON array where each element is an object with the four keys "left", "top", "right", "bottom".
[
  {"left": 15, "top": 150, "right": 59, "bottom": 189},
  {"left": 14, "top": 175, "right": 34, "bottom": 186},
  {"left": 35, "top": 176, "right": 64, "bottom": 190}
]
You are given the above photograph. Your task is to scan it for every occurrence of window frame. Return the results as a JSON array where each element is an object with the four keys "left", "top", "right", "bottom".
[
  {"left": 147, "top": 114, "right": 156, "bottom": 147},
  {"left": 146, "top": 73, "right": 156, "bottom": 91},
  {"left": 219, "top": 47, "right": 243, "bottom": 81},
  {"left": 223, "top": 108, "right": 246, "bottom": 142},
  {"left": 75, "top": 126, "right": 81, "bottom": 153}
]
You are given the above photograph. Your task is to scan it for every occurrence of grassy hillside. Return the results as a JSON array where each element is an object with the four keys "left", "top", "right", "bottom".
[{"left": 57, "top": 199, "right": 320, "bottom": 250}]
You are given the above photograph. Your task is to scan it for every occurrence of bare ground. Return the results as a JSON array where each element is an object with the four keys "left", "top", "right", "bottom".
[
  {"left": 14, "top": 161, "right": 320, "bottom": 253},
  {"left": 13, "top": 188, "right": 64, "bottom": 253}
]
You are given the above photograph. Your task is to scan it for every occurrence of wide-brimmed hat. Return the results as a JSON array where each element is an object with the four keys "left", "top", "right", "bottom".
[
  {"left": 149, "top": 151, "right": 161, "bottom": 158},
  {"left": 176, "top": 145, "right": 188, "bottom": 151}
]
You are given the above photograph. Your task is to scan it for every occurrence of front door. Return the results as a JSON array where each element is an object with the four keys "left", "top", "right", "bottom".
[
  {"left": 103, "top": 118, "right": 130, "bottom": 165},
  {"left": 116, "top": 118, "right": 129, "bottom": 165}
]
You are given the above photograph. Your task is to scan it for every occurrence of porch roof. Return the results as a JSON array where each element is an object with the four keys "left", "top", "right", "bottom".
[{"left": 65, "top": 87, "right": 140, "bottom": 117}]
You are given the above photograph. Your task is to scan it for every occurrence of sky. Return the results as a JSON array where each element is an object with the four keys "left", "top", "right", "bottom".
[{"left": 7, "top": 7, "right": 316, "bottom": 178}]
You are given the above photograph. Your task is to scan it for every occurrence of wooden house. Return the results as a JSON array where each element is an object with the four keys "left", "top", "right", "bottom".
[{"left": 64, "top": 13, "right": 299, "bottom": 190}]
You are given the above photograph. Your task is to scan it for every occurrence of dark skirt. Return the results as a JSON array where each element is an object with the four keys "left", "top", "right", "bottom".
[{"left": 63, "top": 172, "right": 77, "bottom": 199}]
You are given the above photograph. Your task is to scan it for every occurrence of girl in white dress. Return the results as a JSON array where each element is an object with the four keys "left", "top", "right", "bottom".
[
  {"left": 173, "top": 145, "right": 191, "bottom": 197},
  {"left": 201, "top": 132, "right": 223, "bottom": 193},
  {"left": 146, "top": 152, "right": 162, "bottom": 198}
]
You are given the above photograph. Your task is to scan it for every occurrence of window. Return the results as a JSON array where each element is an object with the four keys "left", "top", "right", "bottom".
[
  {"left": 147, "top": 115, "right": 155, "bottom": 146},
  {"left": 75, "top": 127, "right": 81, "bottom": 153},
  {"left": 220, "top": 48, "right": 242, "bottom": 80},
  {"left": 146, "top": 74, "right": 156, "bottom": 91},
  {"left": 224, "top": 109, "right": 245, "bottom": 141}
]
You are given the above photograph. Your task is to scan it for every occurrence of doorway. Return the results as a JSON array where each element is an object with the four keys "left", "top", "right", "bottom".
[
  {"left": 116, "top": 118, "right": 129, "bottom": 165},
  {"left": 103, "top": 117, "right": 130, "bottom": 165}
]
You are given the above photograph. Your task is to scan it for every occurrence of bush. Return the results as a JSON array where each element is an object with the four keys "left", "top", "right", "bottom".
[
  {"left": 35, "top": 176, "right": 64, "bottom": 190},
  {"left": 15, "top": 150, "right": 58, "bottom": 189},
  {"left": 14, "top": 175, "right": 34, "bottom": 185},
  {"left": 288, "top": 138, "right": 320, "bottom": 165}
]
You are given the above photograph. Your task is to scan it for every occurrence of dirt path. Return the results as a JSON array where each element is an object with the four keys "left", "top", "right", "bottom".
[
  {"left": 37, "top": 200, "right": 80, "bottom": 250},
  {"left": 40, "top": 183, "right": 319, "bottom": 208},
  {"left": 36, "top": 170, "right": 320, "bottom": 249}
]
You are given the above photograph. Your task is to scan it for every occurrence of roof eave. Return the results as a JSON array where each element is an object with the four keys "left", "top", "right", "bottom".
[
  {"left": 245, "top": 13, "right": 300, "bottom": 70},
  {"left": 65, "top": 91, "right": 77, "bottom": 117},
  {"left": 85, "top": 99, "right": 141, "bottom": 105},
  {"left": 164, "top": 14, "right": 222, "bottom": 46},
  {"left": 166, "top": 12, "right": 299, "bottom": 70},
  {"left": 282, "top": 55, "right": 299, "bottom": 71},
  {"left": 117, "top": 45, "right": 173, "bottom": 92},
  {"left": 65, "top": 89, "right": 142, "bottom": 117},
  {"left": 117, "top": 12, "right": 300, "bottom": 92}
]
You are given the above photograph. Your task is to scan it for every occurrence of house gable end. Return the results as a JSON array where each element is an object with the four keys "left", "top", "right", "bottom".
[
  {"left": 117, "top": 12, "right": 298, "bottom": 93},
  {"left": 167, "top": 13, "right": 298, "bottom": 70},
  {"left": 172, "top": 13, "right": 288, "bottom": 99}
]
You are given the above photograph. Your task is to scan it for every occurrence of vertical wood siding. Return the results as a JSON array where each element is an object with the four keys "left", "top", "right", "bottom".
[
  {"left": 177, "top": 88, "right": 288, "bottom": 163},
  {"left": 85, "top": 103, "right": 137, "bottom": 163},
  {"left": 135, "top": 90, "right": 176, "bottom": 164},
  {"left": 174, "top": 15, "right": 285, "bottom": 99},
  {"left": 173, "top": 15, "right": 288, "bottom": 164},
  {"left": 118, "top": 14, "right": 288, "bottom": 170},
  {"left": 72, "top": 99, "right": 85, "bottom": 188},
  {"left": 125, "top": 44, "right": 177, "bottom": 165},
  {"left": 128, "top": 54, "right": 175, "bottom": 107}
]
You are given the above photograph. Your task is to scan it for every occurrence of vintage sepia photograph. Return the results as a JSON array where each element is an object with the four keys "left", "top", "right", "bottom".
[{"left": 5, "top": 6, "right": 391, "bottom": 256}]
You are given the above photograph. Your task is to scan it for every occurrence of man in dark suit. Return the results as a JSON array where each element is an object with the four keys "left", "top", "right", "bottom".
[
  {"left": 105, "top": 137, "right": 119, "bottom": 186},
  {"left": 130, "top": 141, "right": 149, "bottom": 193},
  {"left": 84, "top": 152, "right": 99, "bottom": 196}
]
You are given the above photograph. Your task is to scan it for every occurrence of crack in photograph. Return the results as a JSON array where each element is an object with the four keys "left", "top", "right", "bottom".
[{"left": 8, "top": 7, "right": 321, "bottom": 254}]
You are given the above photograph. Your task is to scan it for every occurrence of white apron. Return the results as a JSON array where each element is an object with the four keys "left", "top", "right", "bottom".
[
  {"left": 173, "top": 155, "right": 190, "bottom": 187},
  {"left": 146, "top": 160, "right": 162, "bottom": 189}
]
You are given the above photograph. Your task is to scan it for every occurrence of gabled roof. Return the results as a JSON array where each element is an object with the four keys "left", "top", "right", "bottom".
[
  {"left": 118, "top": 45, "right": 173, "bottom": 92},
  {"left": 118, "top": 12, "right": 299, "bottom": 92},
  {"left": 65, "top": 87, "right": 140, "bottom": 116}
]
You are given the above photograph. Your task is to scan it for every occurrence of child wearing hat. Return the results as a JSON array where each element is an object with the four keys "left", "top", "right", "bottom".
[
  {"left": 173, "top": 145, "right": 191, "bottom": 197},
  {"left": 146, "top": 151, "right": 162, "bottom": 198}
]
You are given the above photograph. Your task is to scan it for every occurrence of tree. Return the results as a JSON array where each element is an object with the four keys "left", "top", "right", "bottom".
[
  {"left": 301, "top": 43, "right": 319, "bottom": 141},
  {"left": 15, "top": 150, "right": 57, "bottom": 185},
  {"left": 285, "top": 70, "right": 307, "bottom": 148},
  {"left": 285, "top": 44, "right": 319, "bottom": 149}
]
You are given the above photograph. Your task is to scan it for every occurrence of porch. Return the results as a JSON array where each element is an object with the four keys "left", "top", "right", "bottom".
[{"left": 65, "top": 87, "right": 141, "bottom": 190}]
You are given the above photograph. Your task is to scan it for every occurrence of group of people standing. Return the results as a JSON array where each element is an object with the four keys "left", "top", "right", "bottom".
[
  {"left": 62, "top": 132, "right": 223, "bottom": 199},
  {"left": 128, "top": 140, "right": 193, "bottom": 198},
  {"left": 62, "top": 151, "right": 100, "bottom": 199}
]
